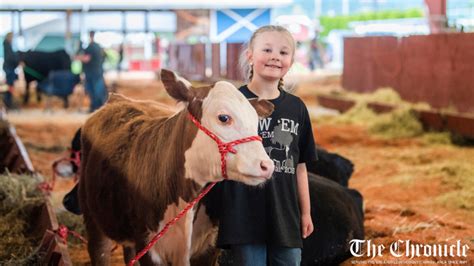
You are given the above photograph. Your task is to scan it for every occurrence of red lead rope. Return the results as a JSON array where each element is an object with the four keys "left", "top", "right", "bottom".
[
  {"left": 57, "top": 224, "right": 88, "bottom": 245},
  {"left": 38, "top": 150, "right": 81, "bottom": 194},
  {"left": 128, "top": 113, "right": 262, "bottom": 265},
  {"left": 128, "top": 181, "right": 218, "bottom": 266}
]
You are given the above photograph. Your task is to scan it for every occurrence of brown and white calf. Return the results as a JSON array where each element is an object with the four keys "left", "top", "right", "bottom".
[{"left": 78, "top": 69, "right": 274, "bottom": 265}]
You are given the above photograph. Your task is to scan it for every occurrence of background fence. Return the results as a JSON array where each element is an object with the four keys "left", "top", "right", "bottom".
[
  {"left": 342, "top": 32, "right": 474, "bottom": 114},
  {"left": 168, "top": 42, "right": 245, "bottom": 83}
]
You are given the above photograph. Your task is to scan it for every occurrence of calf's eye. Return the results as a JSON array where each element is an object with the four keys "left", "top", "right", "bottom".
[{"left": 218, "top": 114, "right": 231, "bottom": 123}]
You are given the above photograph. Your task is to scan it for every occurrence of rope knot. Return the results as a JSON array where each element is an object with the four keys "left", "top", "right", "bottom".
[
  {"left": 57, "top": 225, "right": 69, "bottom": 242},
  {"left": 55, "top": 224, "right": 89, "bottom": 246},
  {"left": 218, "top": 143, "right": 237, "bottom": 154},
  {"left": 38, "top": 182, "right": 53, "bottom": 194}
]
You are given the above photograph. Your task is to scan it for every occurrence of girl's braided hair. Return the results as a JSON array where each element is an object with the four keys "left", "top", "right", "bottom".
[{"left": 239, "top": 25, "right": 295, "bottom": 91}]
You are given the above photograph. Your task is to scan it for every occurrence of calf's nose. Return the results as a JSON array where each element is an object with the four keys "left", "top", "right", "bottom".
[{"left": 260, "top": 160, "right": 274, "bottom": 179}]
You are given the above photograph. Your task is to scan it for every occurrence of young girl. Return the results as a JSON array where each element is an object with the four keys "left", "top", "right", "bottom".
[{"left": 208, "top": 25, "right": 317, "bottom": 265}]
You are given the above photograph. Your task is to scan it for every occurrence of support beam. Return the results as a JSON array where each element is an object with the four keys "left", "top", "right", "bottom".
[
  {"left": 10, "top": 11, "right": 15, "bottom": 33},
  {"left": 144, "top": 10, "right": 150, "bottom": 33},
  {"left": 18, "top": 11, "right": 23, "bottom": 36},
  {"left": 121, "top": 11, "right": 127, "bottom": 35},
  {"left": 424, "top": 0, "right": 447, "bottom": 33},
  {"left": 65, "top": 10, "right": 74, "bottom": 55},
  {"left": 65, "top": 10, "right": 72, "bottom": 39}
]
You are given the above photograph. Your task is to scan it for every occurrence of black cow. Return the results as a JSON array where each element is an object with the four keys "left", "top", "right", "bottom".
[
  {"left": 41, "top": 70, "right": 81, "bottom": 108},
  {"left": 18, "top": 49, "right": 72, "bottom": 104},
  {"left": 302, "top": 147, "right": 363, "bottom": 265},
  {"left": 301, "top": 173, "right": 364, "bottom": 265},
  {"left": 309, "top": 147, "right": 355, "bottom": 187}
]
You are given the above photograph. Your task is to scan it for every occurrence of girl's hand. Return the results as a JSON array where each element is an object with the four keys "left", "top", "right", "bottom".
[{"left": 301, "top": 213, "right": 314, "bottom": 239}]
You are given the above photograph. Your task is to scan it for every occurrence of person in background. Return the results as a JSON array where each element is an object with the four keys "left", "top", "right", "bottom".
[
  {"left": 209, "top": 25, "right": 317, "bottom": 266},
  {"left": 76, "top": 31, "right": 107, "bottom": 112},
  {"left": 309, "top": 36, "right": 325, "bottom": 71},
  {"left": 117, "top": 43, "right": 124, "bottom": 77},
  {"left": 2, "top": 32, "right": 19, "bottom": 109}
]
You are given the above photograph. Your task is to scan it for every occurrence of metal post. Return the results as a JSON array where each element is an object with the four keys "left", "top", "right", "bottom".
[
  {"left": 314, "top": 0, "right": 322, "bottom": 18},
  {"left": 144, "top": 10, "right": 152, "bottom": 61},
  {"left": 17, "top": 11, "right": 25, "bottom": 51},
  {"left": 342, "top": 0, "right": 349, "bottom": 15},
  {"left": 144, "top": 10, "right": 149, "bottom": 33},
  {"left": 18, "top": 11, "right": 22, "bottom": 36},
  {"left": 10, "top": 11, "right": 15, "bottom": 33},
  {"left": 122, "top": 11, "right": 127, "bottom": 35},
  {"left": 424, "top": 0, "right": 447, "bottom": 33},
  {"left": 65, "top": 10, "right": 73, "bottom": 55},
  {"left": 80, "top": 5, "right": 89, "bottom": 45}
]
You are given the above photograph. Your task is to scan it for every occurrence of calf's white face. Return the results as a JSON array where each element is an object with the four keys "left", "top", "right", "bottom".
[{"left": 184, "top": 81, "right": 274, "bottom": 186}]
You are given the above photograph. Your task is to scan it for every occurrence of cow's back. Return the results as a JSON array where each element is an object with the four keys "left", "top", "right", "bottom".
[
  {"left": 52, "top": 50, "right": 72, "bottom": 70},
  {"left": 79, "top": 94, "right": 177, "bottom": 241},
  {"left": 82, "top": 94, "right": 175, "bottom": 146},
  {"left": 22, "top": 50, "right": 71, "bottom": 82}
]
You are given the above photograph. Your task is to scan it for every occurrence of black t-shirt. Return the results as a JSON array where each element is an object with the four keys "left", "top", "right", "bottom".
[{"left": 208, "top": 85, "right": 317, "bottom": 248}]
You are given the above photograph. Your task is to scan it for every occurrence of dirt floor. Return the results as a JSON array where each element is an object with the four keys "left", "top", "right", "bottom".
[{"left": 5, "top": 72, "right": 474, "bottom": 265}]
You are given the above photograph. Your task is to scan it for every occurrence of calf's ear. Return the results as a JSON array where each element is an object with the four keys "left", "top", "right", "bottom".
[
  {"left": 249, "top": 99, "right": 274, "bottom": 118},
  {"left": 161, "top": 69, "right": 193, "bottom": 102}
]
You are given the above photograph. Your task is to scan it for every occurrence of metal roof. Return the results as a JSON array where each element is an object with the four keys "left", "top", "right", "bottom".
[{"left": 0, "top": 0, "right": 292, "bottom": 11}]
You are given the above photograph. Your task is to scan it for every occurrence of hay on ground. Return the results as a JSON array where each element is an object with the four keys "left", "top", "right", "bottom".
[
  {"left": 355, "top": 87, "right": 403, "bottom": 105},
  {"left": 421, "top": 132, "right": 453, "bottom": 145},
  {"left": 0, "top": 174, "right": 45, "bottom": 264},
  {"left": 369, "top": 107, "right": 424, "bottom": 138},
  {"left": 431, "top": 163, "right": 474, "bottom": 211},
  {"left": 332, "top": 102, "right": 379, "bottom": 126}
]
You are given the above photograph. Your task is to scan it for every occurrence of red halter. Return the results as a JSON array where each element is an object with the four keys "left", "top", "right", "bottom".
[{"left": 187, "top": 113, "right": 262, "bottom": 179}]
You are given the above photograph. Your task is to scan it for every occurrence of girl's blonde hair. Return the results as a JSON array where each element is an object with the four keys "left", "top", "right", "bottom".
[{"left": 239, "top": 25, "right": 296, "bottom": 91}]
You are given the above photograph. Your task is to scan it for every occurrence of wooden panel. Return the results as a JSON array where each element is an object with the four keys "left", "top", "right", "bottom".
[{"left": 343, "top": 33, "right": 474, "bottom": 114}]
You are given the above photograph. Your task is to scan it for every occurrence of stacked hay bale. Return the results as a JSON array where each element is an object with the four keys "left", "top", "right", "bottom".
[{"left": 0, "top": 174, "right": 45, "bottom": 264}]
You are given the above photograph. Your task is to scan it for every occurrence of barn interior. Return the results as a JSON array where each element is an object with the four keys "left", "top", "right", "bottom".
[{"left": 0, "top": 0, "right": 473, "bottom": 265}]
